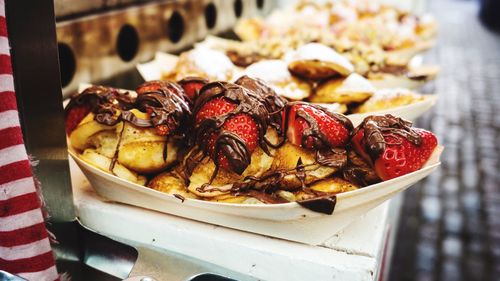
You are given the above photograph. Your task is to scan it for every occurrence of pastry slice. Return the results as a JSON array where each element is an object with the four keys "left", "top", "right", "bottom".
[
  {"left": 353, "top": 88, "right": 424, "bottom": 113},
  {"left": 243, "top": 59, "right": 311, "bottom": 100},
  {"left": 285, "top": 43, "right": 354, "bottom": 80},
  {"left": 311, "top": 73, "right": 376, "bottom": 104}
]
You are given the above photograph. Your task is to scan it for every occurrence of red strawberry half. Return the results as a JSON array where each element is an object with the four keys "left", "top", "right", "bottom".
[
  {"left": 351, "top": 115, "right": 438, "bottom": 181},
  {"left": 195, "top": 96, "right": 259, "bottom": 174},
  {"left": 286, "top": 103, "right": 352, "bottom": 149},
  {"left": 178, "top": 77, "right": 208, "bottom": 102},
  {"left": 65, "top": 104, "right": 91, "bottom": 135}
]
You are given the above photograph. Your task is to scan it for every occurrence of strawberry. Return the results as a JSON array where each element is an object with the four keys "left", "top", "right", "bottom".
[
  {"left": 178, "top": 77, "right": 208, "bottom": 101},
  {"left": 65, "top": 104, "right": 91, "bottom": 135},
  {"left": 351, "top": 116, "right": 438, "bottom": 181},
  {"left": 195, "top": 96, "right": 237, "bottom": 124},
  {"left": 286, "top": 103, "right": 352, "bottom": 149},
  {"left": 195, "top": 96, "right": 259, "bottom": 174}
]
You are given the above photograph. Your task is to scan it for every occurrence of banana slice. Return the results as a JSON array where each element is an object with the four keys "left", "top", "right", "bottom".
[
  {"left": 117, "top": 116, "right": 174, "bottom": 174},
  {"left": 148, "top": 171, "right": 198, "bottom": 199},
  {"left": 309, "top": 177, "right": 359, "bottom": 193},
  {"left": 186, "top": 147, "right": 275, "bottom": 198},
  {"left": 311, "top": 73, "right": 376, "bottom": 103},
  {"left": 69, "top": 113, "right": 118, "bottom": 151},
  {"left": 270, "top": 142, "right": 340, "bottom": 189},
  {"left": 71, "top": 109, "right": 176, "bottom": 174},
  {"left": 79, "top": 149, "right": 146, "bottom": 185}
]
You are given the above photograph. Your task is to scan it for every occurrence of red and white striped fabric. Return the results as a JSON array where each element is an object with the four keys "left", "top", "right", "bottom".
[{"left": 0, "top": 0, "right": 59, "bottom": 280}]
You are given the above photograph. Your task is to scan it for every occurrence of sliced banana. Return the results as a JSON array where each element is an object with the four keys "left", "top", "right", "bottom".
[
  {"left": 187, "top": 147, "right": 274, "bottom": 198},
  {"left": 148, "top": 171, "right": 198, "bottom": 199},
  {"left": 310, "top": 177, "right": 359, "bottom": 193},
  {"left": 79, "top": 149, "right": 146, "bottom": 185},
  {"left": 69, "top": 113, "right": 118, "bottom": 151},
  {"left": 271, "top": 143, "right": 339, "bottom": 189}
]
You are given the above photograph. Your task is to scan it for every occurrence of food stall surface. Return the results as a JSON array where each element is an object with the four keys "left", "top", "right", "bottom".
[{"left": 389, "top": 0, "right": 500, "bottom": 281}]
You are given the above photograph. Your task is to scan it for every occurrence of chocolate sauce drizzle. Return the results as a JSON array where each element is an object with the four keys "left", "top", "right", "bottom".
[
  {"left": 234, "top": 75, "right": 288, "bottom": 147},
  {"left": 177, "top": 76, "right": 209, "bottom": 102},
  {"left": 131, "top": 80, "right": 191, "bottom": 134},
  {"left": 297, "top": 195, "right": 337, "bottom": 215},
  {"left": 65, "top": 86, "right": 135, "bottom": 126},
  {"left": 187, "top": 80, "right": 277, "bottom": 178},
  {"left": 66, "top": 82, "right": 191, "bottom": 135},
  {"left": 353, "top": 114, "right": 423, "bottom": 161},
  {"left": 188, "top": 92, "right": 356, "bottom": 214},
  {"left": 67, "top": 83, "right": 192, "bottom": 172}
]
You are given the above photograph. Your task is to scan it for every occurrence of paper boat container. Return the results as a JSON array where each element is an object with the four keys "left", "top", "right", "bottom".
[{"left": 69, "top": 145, "right": 442, "bottom": 245}]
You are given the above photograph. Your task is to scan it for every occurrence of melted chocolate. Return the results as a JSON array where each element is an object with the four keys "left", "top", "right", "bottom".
[
  {"left": 297, "top": 195, "right": 337, "bottom": 215},
  {"left": 65, "top": 86, "right": 135, "bottom": 126},
  {"left": 342, "top": 149, "right": 380, "bottom": 187},
  {"left": 133, "top": 80, "right": 191, "bottom": 135},
  {"left": 235, "top": 75, "right": 288, "bottom": 146},
  {"left": 316, "top": 148, "right": 347, "bottom": 168},
  {"left": 66, "top": 82, "right": 191, "bottom": 137},
  {"left": 353, "top": 114, "right": 423, "bottom": 160},
  {"left": 174, "top": 194, "right": 186, "bottom": 202},
  {"left": 187, "top": 81, "right": 273, "bottom": 178},
  {"left": 188, "top": 94, "right": 354, "bottom": 207}
]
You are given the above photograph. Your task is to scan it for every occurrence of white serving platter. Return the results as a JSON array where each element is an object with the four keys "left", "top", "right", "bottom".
[{"left": 69, "top": 145, "right": 442, "bottom": 245}]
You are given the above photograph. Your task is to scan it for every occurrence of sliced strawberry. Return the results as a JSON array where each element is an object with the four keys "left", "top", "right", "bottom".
[
  {"left": 195, "top": 96, "right": 237, "bottom": 124},
  {"left": 136, "top": 81, "right": 164, "bottom": 95},
  {"left": 195, "top": 96, "right": 259, "bottom": 173},
  {"left": 178, "top": 77, "right": 207, "bottom": 101},
  {"left": 136, "top": 80, "right": 188, "bottom": 101},
  {"left": 286, "top": 104, "right": 351, "bottom": 149},
  {"left": 65, "top": 104, "right": 91, "bottom": 135},
  {"left": 352, "top": 126, "right": 437, "bottom": 181}
]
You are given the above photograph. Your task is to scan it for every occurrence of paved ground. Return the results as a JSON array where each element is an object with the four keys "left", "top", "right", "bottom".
[{"left": 388, "top": 1, "right": 500, "bottom": 281}]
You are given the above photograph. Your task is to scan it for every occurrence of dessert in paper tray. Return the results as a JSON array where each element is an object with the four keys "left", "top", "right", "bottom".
[
  {"left": 234, "top": 0, "right": 436, "bottom": 63},
  {"left": 136, "top": 45, "right": 437, "bottom": 124},
  {"left": 66, "top": 77, "right": 442, "bottom": 244},
  {"left": 197, "top": 35, "right": 439, "bottom": 90}
]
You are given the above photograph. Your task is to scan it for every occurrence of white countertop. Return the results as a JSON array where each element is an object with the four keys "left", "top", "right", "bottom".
[{"left": 70, "top": 158, "right": 402, "bottom": 281}]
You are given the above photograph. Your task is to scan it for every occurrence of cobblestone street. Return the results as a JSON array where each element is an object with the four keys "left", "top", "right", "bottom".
[{"left": 389, "top": 1, "right": 500, "bottom": 281}]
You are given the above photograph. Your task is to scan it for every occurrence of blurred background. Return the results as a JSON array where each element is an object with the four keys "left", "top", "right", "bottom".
[{"left": 389, "top": 1, "right": 500, "bottom": 281}]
